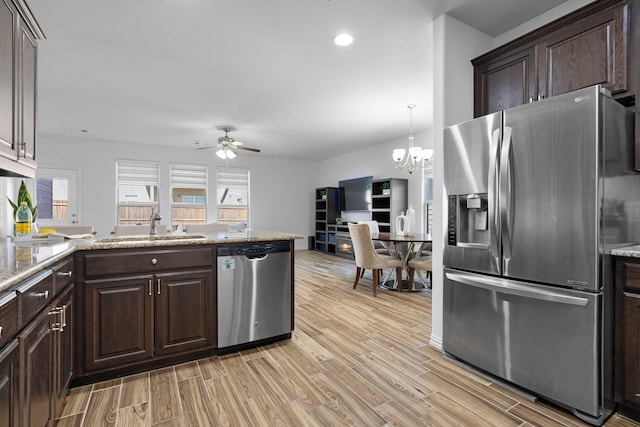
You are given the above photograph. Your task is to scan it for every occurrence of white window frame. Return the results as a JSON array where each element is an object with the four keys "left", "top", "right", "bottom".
[
  {"left": 116, "top": 159, "right": 160, "bottom": 225},
  {"left": 35, "top": 166, "right": 80, "bottom": 227},
  {"left": 170, "top": 163, "right": 208, "bottom": 226},
  {"left": 216, "top": 167, "right": 250, "bottom": 226}
]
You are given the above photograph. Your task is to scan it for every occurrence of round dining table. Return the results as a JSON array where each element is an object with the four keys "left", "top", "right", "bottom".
[{"left": 371, "top": 232, "right": 432, "bottom": 292}]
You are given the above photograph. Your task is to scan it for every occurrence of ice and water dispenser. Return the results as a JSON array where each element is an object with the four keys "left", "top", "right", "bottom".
[{"left": 447, "top": 193, "right": 489, "bottom": 248}]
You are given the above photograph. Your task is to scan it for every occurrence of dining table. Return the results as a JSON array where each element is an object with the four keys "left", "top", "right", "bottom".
[{"left": 371, "top": 232, "right": 432, "bottom": 292}]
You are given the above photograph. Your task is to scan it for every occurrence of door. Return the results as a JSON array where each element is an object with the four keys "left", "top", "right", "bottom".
[
  {"left": 217, "top": 249, "right": 292, "bottom": 348},
  {"left": 84, "top": 275, "right": 154, "bottom": 373},
  {"left": 53, "top": 286, "right": 73, "bottom": 417},
  {"left": 154, "top": 270, "right": 213, "bottom": 356},
  {"left": 0, "top": 340, "right": 19, "bottom": 427},
  {"left": 443, "top": 268, "right": 600, "bottom": 417},
  {"left": 501, "top": 86, "right": 600, "bottom": 290},
  {"left": 443, "top": 112, "right": 502, "bottom": 275},
  {"left": 36, "top": 167, "right": 80, "bottom": 227},
  {"left": 19, "top": 309, "right": 53, "bottom": 427},
  {"left": 473, "top": 45, "right": 538, "bottom": 117}
]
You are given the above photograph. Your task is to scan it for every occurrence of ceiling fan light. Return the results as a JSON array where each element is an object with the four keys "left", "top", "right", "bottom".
[
  {"left": 216, "top": 149, "right": 227, "bottom": 159},
  {"left": 334, "top": 33, "right": 354, "bottom": 46},
  {"left": 226, "top": 150, "right": 237, "bottom": 159}
]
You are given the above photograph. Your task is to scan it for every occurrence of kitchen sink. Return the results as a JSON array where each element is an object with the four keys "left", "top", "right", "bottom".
[{"left": 93, "top": 234, "right": 208, "bottom": 244}]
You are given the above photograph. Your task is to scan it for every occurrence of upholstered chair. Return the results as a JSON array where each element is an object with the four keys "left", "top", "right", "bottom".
[{"left": 348, "top": 223, "right": 403, "bottom": 296}]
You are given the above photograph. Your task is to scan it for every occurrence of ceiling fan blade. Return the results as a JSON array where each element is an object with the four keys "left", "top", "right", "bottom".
[
  {"left": 196, "top": 146, "right": 216, "bottom": 150},
  {"left": 237, "top": 146, "right": 261, "bottom": 153}
]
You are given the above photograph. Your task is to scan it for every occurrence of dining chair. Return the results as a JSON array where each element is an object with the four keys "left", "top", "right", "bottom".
[
  {"left": 348, "top": 223, "right": 403, "bottom": 296},
  {"left": 356, "top": 220, "right": 390, "bottom": 278},
  {"left": 408, "top": 256, "right": 432, "bottom": 291}
]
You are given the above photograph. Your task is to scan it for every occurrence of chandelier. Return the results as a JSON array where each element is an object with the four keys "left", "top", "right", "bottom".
[{"left": 392, "top": 104, "right": 433, "bottom": 174}]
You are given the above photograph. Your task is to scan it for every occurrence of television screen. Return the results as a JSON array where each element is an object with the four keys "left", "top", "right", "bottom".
[{"left": 339, "top": 176, "right": 372, "bottom": 211}]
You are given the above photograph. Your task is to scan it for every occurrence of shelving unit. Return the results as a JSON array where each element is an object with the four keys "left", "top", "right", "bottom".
[
  {"left": 314, "top": 187, "right": 342, "bottom": 254},
  {"left": 371, "top": 178, "right": 408, "bottom": 233}
]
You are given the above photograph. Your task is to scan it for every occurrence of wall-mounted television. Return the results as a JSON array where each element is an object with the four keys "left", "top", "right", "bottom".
[{"left": 339, "top": 176, "right": 372, "bottom": 211}]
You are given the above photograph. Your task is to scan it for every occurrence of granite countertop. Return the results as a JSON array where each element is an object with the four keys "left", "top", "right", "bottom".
[
  {"left": 0, "top": 230, "right": 304, "bottom": 294},
  {"left": 611, "top": 244, "right": 640, "bottom": 258}
]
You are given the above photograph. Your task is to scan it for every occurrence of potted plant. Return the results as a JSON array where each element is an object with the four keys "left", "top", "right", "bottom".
[
  {"left": 8, "top": 179, "right": 37, "bottom": 225},
  {"left": 381, "top": 182, "right": 391, "bottom": 195},
  {"left": 320, "top": 189, "right": 327, "bottom": 200}
]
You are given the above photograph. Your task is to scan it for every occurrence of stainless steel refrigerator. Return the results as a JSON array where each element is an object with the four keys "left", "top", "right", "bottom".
[{"left": 443, "top": 85, "right": 638, "bottom": 425}]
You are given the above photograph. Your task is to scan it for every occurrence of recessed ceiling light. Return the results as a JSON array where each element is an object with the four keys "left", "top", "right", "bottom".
[{"left": 334, "top": 33, "right": 354, "bottom": 46}]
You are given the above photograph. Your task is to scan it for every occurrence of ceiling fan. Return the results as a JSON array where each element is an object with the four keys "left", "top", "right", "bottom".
[{"left": 198, "top": 127, "right": 261, "bottom": 159}]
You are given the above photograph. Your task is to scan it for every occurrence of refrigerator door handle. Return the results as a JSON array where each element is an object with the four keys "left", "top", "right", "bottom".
[
  {"left": 445, "top": 271, "right": 589, "bottom": 306},
  {"left": 499, "top": 126, "right": 514, "bottom": 261},
  {"left": 488, "top": 129, "right": 501, "bottom": 263}
]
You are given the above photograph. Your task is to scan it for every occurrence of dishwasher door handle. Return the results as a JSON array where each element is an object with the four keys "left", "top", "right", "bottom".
[{"left": 246, "top": 253, "right": 269, "bottom": 261}]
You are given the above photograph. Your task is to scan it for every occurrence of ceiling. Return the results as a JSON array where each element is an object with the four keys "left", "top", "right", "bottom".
[{"left": 28, "top": 0, "right": 568, "bottom": 161}]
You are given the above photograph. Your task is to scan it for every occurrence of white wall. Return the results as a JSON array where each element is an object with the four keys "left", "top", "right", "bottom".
[
  {"left": 431, "top": 15, "right": 493, "bottom": 349},
  {"left": 316, "top": 129, "right": 432, "bottom": 221},
  {"left": 34, "top": 135, "right": 317, "bottom": 250}
]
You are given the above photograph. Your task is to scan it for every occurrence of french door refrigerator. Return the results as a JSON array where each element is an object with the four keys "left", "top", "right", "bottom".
[{"left": 443, "top": 85, "right": 638, "bottom": 425}]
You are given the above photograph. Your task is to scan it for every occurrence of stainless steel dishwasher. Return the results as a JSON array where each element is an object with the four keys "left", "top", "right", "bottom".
[{"left": 216, "top": 241, "right": 292, "bottom": 349}]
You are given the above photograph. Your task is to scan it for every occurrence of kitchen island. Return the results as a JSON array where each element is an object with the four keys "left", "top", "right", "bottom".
[{"left": 0, "top": 230, "right": 302, "bottom": 426}]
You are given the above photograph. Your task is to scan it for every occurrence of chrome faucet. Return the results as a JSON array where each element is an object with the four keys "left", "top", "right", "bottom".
[{"left": 150, "top": 210, "right": 162, "bottom": 236}]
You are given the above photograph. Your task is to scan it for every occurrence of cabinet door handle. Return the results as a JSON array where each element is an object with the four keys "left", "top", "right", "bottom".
[
  {"left": 58, "top": 271, "right": 72, "bottom": 277},
  {"left": 156, "top": 279, "right": 161, "bottom": 295},
  {"left": 0, "top": 325, "right": 3, "bottom": 338},
  {"left": 49, "top": 307, "right": 62, "bottom": 331},
  {"left": 151, "top": 258, "right": 158, "bottom": 265},
  {"left": 37, "top": 290, "right": 49, "bottom": 299},
  {"left": 61, "top": 304, "right": 67, "bottom": 329},
  {"left": 148, "top": 279, "right": 152, "bottom": 296}
]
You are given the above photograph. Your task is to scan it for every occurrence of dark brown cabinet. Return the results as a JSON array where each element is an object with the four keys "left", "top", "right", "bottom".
[
  {"left": 84, "top": 275, "right": 154, "bottom": 373},
  {"left": 473, "top": 0, "right": 636, "bottom": 117},
  {"left": 154, "top": 270, "right": 213, "bottom": 357},
  {"left": 77, "top": 246, "right": 215, "bottom": 377},
  {"left": 19, "top": 298, "right": 54, "bottom": 427},
  {"left": 0, "top": 339, "right": 19, "bottom": 427},
  {"left": 52, "top": 285, "right": 73, "bottom": 418},
  {"left": 0, "top": 0, "right": 43, "bottom": 178},
  {"left": 615, "top": 258, "right": 640, "bottom": 421},
  {"left": 18, "top": 274, "right": 73, "bottom": 427}
]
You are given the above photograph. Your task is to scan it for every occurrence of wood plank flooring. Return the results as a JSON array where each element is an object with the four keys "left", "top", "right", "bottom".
[{"left": 55, "top": 250, "right": 640, "bottom": 426}]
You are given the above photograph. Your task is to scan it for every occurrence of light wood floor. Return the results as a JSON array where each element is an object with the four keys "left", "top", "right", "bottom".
[{"left": 55, "top": 250, "right": 639, "bottom": 427}]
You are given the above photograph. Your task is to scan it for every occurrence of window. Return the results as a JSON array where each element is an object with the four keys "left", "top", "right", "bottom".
[
  {"left": 217, "top": 167, "right": 249, "bottom": 225},
  {"left": 423, "top": 168, "right": 434, "bottom": 234},
  {"left": 171, "top": 163, "right": 207, "bottom": 226},
  {"left": 116, "top": 159, "right": 159, "bottom": 225},
  {"left": 35, "top": 167, "right": 79, "bottom": 226}
]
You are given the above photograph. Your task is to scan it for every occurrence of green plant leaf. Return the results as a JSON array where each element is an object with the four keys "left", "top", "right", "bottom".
[{"left": 8, "top": 180, "right": 37, "bottom": 222}]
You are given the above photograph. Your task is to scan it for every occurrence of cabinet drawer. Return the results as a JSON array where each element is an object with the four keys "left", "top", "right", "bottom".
[
  {"left": 83, "top": 246, "right": 214, "bottom": 278},
  {"left": 0, "top": 292, "right": 18, "bottom": 348},
  {"left": 622, "top": 262, "right": 640, "bottom": 291},
  {"left": 16, "top": 269, "right": 54, "bottom": 325},
  {"left": 52, "top": 257, "right": 74, "bottom": 292}
]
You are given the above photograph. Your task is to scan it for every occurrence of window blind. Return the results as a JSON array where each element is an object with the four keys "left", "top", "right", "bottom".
[
  {"left": 170, "top": 163, "right": 207, "bottom": 188},
  {"left": 116, "top": 159, "right": 160, "bottom": 186},
  {"left": 217, "top": 167, "right": 249, "bottom": 189}
]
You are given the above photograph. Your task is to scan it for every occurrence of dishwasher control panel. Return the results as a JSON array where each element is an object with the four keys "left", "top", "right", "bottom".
[{"left": 217, "top": 242, "right": 290, "bottom": 258}]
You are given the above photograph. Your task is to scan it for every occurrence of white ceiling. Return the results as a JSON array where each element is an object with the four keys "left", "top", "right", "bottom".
[{"left": 28, "top": 0, "right": 568, "bottom": 161}]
